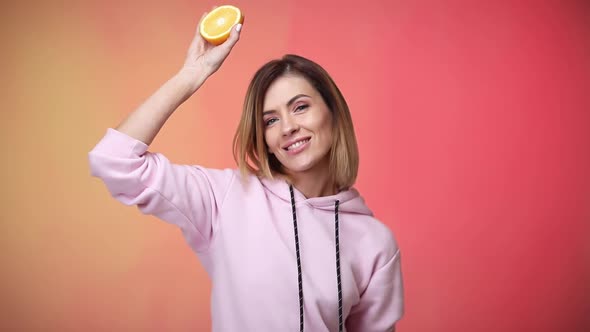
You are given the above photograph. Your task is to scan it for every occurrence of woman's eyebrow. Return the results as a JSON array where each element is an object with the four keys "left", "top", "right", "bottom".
[
  {"left": 286, "top": 94, "right": 310, "bottom": 107},
  {"left": 263, "top": 94, "right": 310, "bottom": 115}
]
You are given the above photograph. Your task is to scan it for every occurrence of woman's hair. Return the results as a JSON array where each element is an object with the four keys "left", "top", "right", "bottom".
[{"left": 232, "top": 54, "right": 359, "bottom": 189}]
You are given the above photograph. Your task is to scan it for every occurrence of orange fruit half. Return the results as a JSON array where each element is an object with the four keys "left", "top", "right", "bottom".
[{"left": 199, "top": 5, "right": 244, "bottom": 46}]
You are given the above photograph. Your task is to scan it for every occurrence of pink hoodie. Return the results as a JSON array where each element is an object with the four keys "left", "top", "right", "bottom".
[{"left": 88, "top": 128, "right": 404, "bottom": 331}]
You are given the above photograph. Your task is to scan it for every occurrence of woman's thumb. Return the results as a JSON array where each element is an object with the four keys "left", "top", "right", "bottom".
[{"left": 224, "top": 23, "right": 242, "bottom": 48}]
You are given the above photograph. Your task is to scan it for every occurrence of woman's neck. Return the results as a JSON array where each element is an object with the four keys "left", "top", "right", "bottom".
[
  {"left": 287, "top": 160, "right": 337, "bottom": 198},
  {"left": 293, "top": 177, "right": 337, "bottom": 198}
]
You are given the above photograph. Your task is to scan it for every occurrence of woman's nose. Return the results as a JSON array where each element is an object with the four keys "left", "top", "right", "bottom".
[{"left": 281, "top": 115, "right": 299, "bottom": 136}]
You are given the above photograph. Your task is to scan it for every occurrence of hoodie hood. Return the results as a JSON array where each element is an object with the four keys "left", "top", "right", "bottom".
[{"left": 260, "top": 176, "right": 373, "bottom": 216}]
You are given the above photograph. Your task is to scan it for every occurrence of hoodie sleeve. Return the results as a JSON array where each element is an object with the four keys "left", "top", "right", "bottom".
[
  {"left": 88, "top": 128, "right": 235, "bottom": 252},
  {"left": 346, "top": 232, "right": 405, "bottom": 332}
]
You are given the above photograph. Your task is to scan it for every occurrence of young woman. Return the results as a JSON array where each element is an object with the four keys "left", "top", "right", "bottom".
[{"left": 89, "top": 11, "right": 404, "bottom": 332}]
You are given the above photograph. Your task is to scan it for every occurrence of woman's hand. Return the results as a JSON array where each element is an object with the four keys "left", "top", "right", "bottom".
[{"left": 179, "top": 10, "right": 243, "bottom": 93}]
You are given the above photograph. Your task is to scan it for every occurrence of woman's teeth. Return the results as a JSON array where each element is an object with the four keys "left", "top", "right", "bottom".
[{"left": 287, "top": 139, "right": 309, "bottom": 150}]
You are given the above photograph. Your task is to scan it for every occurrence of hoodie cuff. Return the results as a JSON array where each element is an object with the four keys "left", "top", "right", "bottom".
[{"left": 91, "top": 128, "right": 149, "bottom": 158}]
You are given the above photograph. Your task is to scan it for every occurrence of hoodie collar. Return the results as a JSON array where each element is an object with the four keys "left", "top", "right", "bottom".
[{"left": 259, "top": 176, "right": 373, "bottom": 216}]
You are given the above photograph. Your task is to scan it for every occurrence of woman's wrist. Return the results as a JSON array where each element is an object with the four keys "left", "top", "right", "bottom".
[{"left": 175, "top": 67, "right": 209, "bottom": 97}]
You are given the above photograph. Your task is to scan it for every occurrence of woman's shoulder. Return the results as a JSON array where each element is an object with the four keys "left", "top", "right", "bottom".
[
  {"left": 345, "top": 208, "right": 400, "bottom": 258},
  {"left": 189, "top": 165, "right": 272, "bottom": 193}
]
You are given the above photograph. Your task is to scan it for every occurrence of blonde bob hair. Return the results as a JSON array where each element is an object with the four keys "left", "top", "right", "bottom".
[{"left": 232, "top": 54, "right": 359, "bottom": 190}]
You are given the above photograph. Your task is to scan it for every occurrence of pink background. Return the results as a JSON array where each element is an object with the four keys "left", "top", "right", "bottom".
[{"left": 1, "top": 0, "right": 589, "bottom": 331}]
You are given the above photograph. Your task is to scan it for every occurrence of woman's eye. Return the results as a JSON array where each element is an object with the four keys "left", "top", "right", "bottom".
[
  {"left": 265, "top": 118, "right": 278, "bottom": 126},
  {"left": 295, "top": 104, "right": 308, "bottom": 112}
]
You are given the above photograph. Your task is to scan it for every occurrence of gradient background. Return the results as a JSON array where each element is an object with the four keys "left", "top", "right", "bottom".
[{"left": 1, "top": 0, "right": 589, "bottom": 331}]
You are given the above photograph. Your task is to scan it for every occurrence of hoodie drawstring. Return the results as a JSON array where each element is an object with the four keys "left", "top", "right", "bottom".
[
  {"left": 289, "top": 185, "right": 343, "bottom": 332},
  {"left": 289, "top": 185, "right": 305, "bottom": 332},
  {"left": 334, "top": 199, "right": 343, "bottom": 332}
]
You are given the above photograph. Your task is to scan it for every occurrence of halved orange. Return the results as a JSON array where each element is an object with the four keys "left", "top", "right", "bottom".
[{"left": 199, "top": 5, "right": 244, "bottom": 46}]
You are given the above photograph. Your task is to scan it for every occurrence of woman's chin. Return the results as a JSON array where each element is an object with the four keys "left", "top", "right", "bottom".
[{"left": 282, "top": 162, "right": 315, "bottom": 175}]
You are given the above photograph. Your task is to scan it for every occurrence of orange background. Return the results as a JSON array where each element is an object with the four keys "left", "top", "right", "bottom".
[{"left": 1, "top": 0, "right": 589, "bottom": 331}]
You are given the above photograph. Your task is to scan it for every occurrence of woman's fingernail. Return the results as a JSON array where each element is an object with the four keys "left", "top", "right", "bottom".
[{"left": 236, "top": 24, "right": 242, "bottom": 32}]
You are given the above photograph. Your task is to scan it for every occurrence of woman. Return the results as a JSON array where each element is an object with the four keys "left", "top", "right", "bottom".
[{"left": 89, "top": 11, "right": 404, "bottom": 332}]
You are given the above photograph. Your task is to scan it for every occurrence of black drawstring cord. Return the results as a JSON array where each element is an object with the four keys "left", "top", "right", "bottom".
[
  {"left": 335, "top": 199, "right": 343, "bottom": 332},
  {"left": 289, "top": 185, "right": 304, "bottom": 332},
  {"left": 289, "top": 185, "right": 343, "bottom": 332}
]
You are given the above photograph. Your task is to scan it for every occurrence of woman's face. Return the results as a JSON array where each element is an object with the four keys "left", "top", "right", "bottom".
[{"left": 262, "top": 74, "right": 333, "bottom": 176}]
